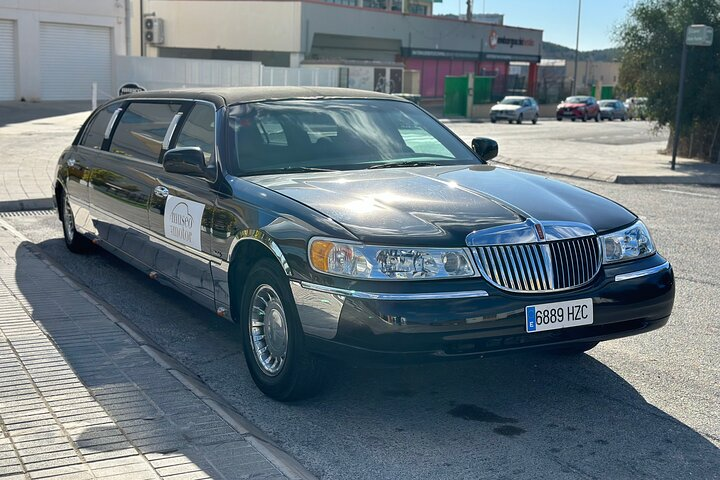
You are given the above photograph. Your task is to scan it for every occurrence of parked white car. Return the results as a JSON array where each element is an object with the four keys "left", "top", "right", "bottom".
[{"left": 490, "top": 96, "right": 540, "bottom": 124}]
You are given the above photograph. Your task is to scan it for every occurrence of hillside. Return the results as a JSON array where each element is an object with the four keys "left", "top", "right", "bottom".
[{"left": 542, "top": 41, "right": 621, "bottom": 62}]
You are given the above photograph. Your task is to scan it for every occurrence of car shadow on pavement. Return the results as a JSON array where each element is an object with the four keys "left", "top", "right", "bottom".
[
  {"left": 17, "top": 236, "right": 720, "bottom": 480},
  {"left": 0, "top": 101, "right": 90, "bottom": 127},
  {"left": 10, "top": 241, "right": 236, "bottom": 478}
]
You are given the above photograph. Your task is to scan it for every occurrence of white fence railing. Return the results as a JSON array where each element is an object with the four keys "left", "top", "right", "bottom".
[{"left": 114, "top": 56, "right": 338, "bottom": 94}]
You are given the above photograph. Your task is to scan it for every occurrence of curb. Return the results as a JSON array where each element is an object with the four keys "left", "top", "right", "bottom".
[
  {"left": 0, "top": 218, "right": 318, "bottom": 480},
  {"left": 493, "top": 157, "right": 720, "bottom": 186},
  {"left": 0, "top": 197, "right": 55, "bottom": 212}
]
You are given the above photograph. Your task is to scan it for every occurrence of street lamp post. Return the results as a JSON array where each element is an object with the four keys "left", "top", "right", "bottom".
[{"left": 572, "top": 0, "right": 582, "bottom": 96}]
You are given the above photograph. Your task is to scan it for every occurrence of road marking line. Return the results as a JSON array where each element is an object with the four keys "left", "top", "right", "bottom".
[{"left": 661, "top": 189, "right": 718, "bottom": 199}]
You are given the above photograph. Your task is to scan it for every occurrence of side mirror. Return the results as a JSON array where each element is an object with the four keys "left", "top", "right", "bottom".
[
  {"left": 471, "top": 137, "right": 499, "bottom": 162},
  {"left": 163, "top": 147, "right": 209, "bottom": 178}
]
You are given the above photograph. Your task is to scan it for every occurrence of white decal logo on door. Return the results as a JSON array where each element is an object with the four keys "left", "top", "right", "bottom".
[{"left": 164, "top": 195, "right": 205, "bottom": 250}]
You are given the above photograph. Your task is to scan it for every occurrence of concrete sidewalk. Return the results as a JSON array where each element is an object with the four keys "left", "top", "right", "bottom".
[
  {"left": 447, "top": 120, "right": 720, "bottom": 186},
  {"left": 0, "top": 219, "right": 312, "bottom": 480},
  {"left": 0, "top": 102, "right": 90, "bottom": 211}
]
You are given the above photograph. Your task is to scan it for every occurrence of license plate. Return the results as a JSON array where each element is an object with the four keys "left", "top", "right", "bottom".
[{"left": 525, "top": 298, "right": 593, "bottom": 333}]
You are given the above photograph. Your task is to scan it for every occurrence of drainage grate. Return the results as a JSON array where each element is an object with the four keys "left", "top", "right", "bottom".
[{"left": 0, "top": 209, "right": 56, "bottom": 218}]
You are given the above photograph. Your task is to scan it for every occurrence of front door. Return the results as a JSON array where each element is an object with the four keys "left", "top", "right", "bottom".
[{"left": 147, "top": 102, "right": 219, "bottom": 307}]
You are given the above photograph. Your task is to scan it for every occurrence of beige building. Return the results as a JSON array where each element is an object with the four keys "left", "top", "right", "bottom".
[
  {"left": 565, "top": 60, "right": 621, "bottom": 90},
  {"left": 128, "top": 0, "right": 542, "bottom": 98}
]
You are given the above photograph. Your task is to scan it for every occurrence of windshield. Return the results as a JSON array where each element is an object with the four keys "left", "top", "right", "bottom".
[
  {"left": 500, "top": 97, "right": 524, "bottom": 105},
  {"left": 565, "top": 96, "right": 588, "bottom": 103},
  {"left": 227, "top": 99, "right": 478, "bottom": 175}
]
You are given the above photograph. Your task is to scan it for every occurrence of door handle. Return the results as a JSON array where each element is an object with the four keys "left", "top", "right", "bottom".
[
  {"left": 153, "top": 186, "right": 169, "bottom": 198},
  {"left": 67, "top": 158, "right": 76, "bottom": 167}
]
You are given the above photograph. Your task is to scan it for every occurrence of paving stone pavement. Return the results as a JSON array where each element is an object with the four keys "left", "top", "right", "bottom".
[{"left": 0, "top": 221, "right": 290, "bottom": 480}]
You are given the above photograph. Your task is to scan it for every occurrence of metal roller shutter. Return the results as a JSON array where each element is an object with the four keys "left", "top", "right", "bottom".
[
  {"left": 39, "top": 23, "right": 112, "bottom": 100},
  {"left": 0, "top": 20, "right": 17, "bottom": 101}
]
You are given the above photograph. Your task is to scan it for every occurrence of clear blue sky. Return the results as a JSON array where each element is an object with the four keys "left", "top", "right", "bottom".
[{"left": 433, "top": 0, "right": 636, "bottom": 50}]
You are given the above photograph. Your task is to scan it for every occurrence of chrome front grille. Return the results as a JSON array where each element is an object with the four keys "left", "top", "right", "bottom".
[{"left": 474, "top": 236, "right": 601, "bottom": 293}]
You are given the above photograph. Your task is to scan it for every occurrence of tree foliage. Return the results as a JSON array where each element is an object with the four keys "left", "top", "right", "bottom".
[{"left": 616, "top": 0, "right": 720, "bottom": 161}]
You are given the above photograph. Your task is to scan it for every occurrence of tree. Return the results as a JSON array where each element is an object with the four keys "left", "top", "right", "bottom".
[{"left": 616, "top": 0, "right": 720, "bottom": 162}]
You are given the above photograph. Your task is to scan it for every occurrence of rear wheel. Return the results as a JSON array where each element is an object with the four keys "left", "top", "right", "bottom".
[
  {"left": 549, "top": 341, "right": 599, "bottom": 355},
  {"left": 60, "top": 189, "right": 92, "bottom": 254},
  {"left": 594, "top": 112, "right": 600, "bottom": 122},
  {"left": 516, "top": 114, "right": 523, "bottom": 125},
  {"left": 239, "top": 259, "right": 325, "bottom": 401},
  {"left": 582, "top": 113, "right": 587, "bottom": 122}
]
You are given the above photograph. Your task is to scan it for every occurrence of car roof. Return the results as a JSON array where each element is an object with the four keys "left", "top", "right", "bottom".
[
  {"left": 504, "top": 96, "right": 530, "bottom": 99},
  {"left": 118, "top": 86, "right": 406, "bottom": 108}
]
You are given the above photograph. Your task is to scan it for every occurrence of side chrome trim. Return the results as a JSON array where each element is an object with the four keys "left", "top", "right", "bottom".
[
  {"left": 104, "top": 107, "right": 123, "bottom": 140},
  {"left": 298, "top": 282, "right": 489, "bottom": 300},
  {"left": 162, "top": 111, "right": 184, "bottom": 149},
  {"left": 614, "top": 261, "right": 671, "bottom": 282}
]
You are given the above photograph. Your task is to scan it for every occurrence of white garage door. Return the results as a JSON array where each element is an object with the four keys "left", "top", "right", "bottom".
[
  {"left": 0, "top": 20, "right": 17, "bottom": 101},
  {"left": 40, "top": 23, "right": 112, "bottom": 100}
]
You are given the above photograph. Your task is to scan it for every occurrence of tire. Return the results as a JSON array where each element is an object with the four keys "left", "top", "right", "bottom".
[
  {"left": 549, "top": 341, "right": 599, "bottom": 355},
  {"left": 59, "top": 189, "right": 92, "bottom": 254},
  {"left": 239, "top": 258, "right": 325, "bottom": 401},
  {"left": 556, "top": 117, "right": 563, "bottom": 121},
  {"left": 621, "top": 115, "right": 626, "bottom": 122},
  {"left": 507, "top": 120, "right": 513, "bottom": 124},
  {"left": 516, "top": 114, "right": 523, "bottom": 125},
  {"left": 594, "top": 112, "right": 600, "bottom": 122},
  {"left": 490, "top": 118, "right": 496, "bottom": 124},
  {"left": 571, "top": 117, "right": 576, "bottom": 122},
  {"left": 581, "top": 113, "right": 587, "bottom": 122},
  {"left": 532, "top": 115, "right": 538, "bottom": 125}
]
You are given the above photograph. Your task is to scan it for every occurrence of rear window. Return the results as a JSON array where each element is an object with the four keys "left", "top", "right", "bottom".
[
  {"left": 80, "top": 102, "right": 119, "bottom": 149},
  {"left": 109, "top": 102, "right": 182, "bottom": 162}
]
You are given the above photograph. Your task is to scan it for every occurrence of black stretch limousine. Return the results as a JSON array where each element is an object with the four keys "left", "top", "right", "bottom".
[{"left": 54, "top": 87, "right": 674, "bottom": 400}]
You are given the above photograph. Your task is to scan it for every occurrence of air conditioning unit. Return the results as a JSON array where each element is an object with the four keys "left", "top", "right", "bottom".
[{"left": 143, "top": 16, "right": 164, "bottom": 45}]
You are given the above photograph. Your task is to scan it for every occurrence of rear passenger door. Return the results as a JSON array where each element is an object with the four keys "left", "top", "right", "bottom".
[
  {"left": 146, "top": 102, "right": 219, "bottom": 307},
  {"left": 89, "top": 100, "right": 186, "bottom": 267},
  {"left": 64, "top": 101, "right": 121, "bottom": 234}
]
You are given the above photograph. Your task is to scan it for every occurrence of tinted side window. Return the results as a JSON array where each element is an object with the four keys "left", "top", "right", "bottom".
[
  {"left": 81, "top": 103, "right": 119, "bottom": 149},
  {"left": 175, "top": 103, "right": 216, "bottom": 165},
  {"left": 109, "top": 102, "right": 182, "bottom": 162}
]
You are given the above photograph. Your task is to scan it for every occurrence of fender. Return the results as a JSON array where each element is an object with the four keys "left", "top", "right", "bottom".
[{"left": 228, "top": 229, "right": 292, "bottom": 276}]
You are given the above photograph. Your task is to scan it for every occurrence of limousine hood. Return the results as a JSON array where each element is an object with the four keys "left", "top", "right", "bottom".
[{"left": 246, "top": 165, "right": 636, "bottom": 246}]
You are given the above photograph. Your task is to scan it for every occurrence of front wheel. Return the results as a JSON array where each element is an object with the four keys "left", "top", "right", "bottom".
[
  {"left": 516, "top": 114, "right": 523, "bottom": 125},
  {"left": 532, "top": 115, "right": 538, "bottom": 125},
  {"left": 60, "top": 189, "right": 92, "bottom": 254},
  {"left": 239, "top": 259, "right": 325, "bottom": 401},
  {"left": 594, "top": 112, "right": 600, "bottom": 122}
]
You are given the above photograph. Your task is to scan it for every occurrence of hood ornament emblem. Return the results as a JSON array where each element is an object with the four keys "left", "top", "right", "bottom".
[{"left": 465, "top": 219, "right": 596, "bottom": 246}]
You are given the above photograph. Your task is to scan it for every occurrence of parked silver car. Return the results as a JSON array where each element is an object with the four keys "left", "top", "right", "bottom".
[
  {"left": 490, "top": 96, "right": 539, "bottom": 124},
  {"left": 599, "top": 100, "right": 627, "bottom": 121}
]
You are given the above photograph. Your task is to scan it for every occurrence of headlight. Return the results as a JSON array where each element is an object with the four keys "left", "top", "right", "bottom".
[
  {"left": 309, "top": 238, "right": 475, "bottom": 280},
  {"left": 600, "top": 221, "right": 655, "bottom": 264}
]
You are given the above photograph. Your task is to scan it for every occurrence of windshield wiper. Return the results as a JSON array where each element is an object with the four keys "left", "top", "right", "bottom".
[
  {"left": 247, "top": 166, "right": 338, "bottom": 176},
  {"left": 368, "top": 160, "right": 441, "bottom": 169}
]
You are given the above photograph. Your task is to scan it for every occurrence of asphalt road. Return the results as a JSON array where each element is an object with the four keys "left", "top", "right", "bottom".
[
  {"left": 4, "top": 179, "right": 718, "bottom": 479},
  {"left": 2, "top": 118, "right": 718, "bottom": 479}
]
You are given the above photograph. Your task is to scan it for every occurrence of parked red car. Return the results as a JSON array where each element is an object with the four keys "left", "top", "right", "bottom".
[{"left": 556, "top": 96, "right": 600, "bottom": 122}]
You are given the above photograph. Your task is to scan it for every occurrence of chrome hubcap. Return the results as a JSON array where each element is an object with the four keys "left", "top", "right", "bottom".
[
  {"left": 62, "top": 194, "right": 75, "bottom": 242},
  {"left": 249, "top": 284, "right": 288, "bottom": 376}
]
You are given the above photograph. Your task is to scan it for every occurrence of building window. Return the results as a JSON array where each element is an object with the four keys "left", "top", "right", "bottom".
[
  {"left": 323, "top": 0, "right": 358, "bottom": 5},
  {"left": 366, "top": 0, "right": 387, "bottom": 9},
  {"left": 408, "top": 2, "right": 428, "bottom": 14}
]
